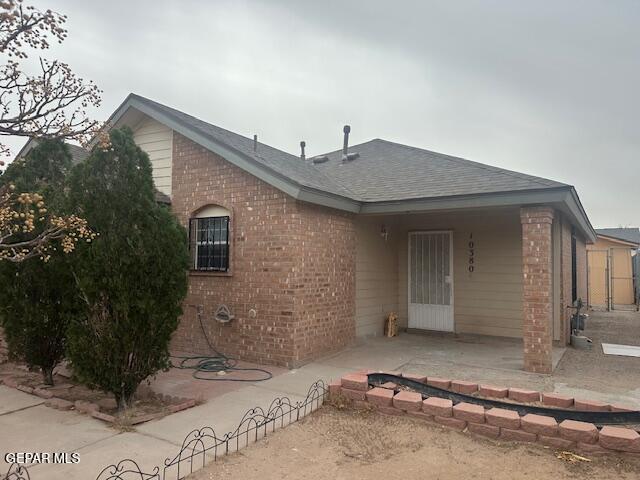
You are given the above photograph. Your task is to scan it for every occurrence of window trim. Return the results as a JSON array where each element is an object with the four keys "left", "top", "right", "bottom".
[{"left": 189, "top": 215, "right": 231, "bottom": 273}]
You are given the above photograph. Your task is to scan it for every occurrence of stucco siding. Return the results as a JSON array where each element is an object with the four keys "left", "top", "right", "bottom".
[{"left": 133, "top": 116, "right": 173, "bottom": 196}]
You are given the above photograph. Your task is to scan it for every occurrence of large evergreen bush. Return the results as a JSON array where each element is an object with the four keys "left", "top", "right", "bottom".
[
  {"left": 67, "top": 128, "right": 189, "bottom": 410},
  {"left": 0, "top": 140, "right": 80, "bottom": 385}
]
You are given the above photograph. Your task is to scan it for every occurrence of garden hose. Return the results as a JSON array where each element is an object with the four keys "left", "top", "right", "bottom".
[{"left": 170, "top": 307, "right": 272, "bottom": 382}]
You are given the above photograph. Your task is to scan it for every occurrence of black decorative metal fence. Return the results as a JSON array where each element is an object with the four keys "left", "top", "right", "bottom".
[
  {"left": 2, "top": 380, "right": 327, "bottom": 480},
  {"left": 2, "top": 464, "right": 30, "bottom": 480}
]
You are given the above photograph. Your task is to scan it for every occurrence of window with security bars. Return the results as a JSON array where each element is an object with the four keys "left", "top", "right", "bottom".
[{"left": 189, "top": 216, "right": 230, "bottom": 272}]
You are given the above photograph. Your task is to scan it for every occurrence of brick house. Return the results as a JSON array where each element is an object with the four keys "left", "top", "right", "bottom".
[{"left": 101, "top": 93, "right": 596, "bottom": 374}]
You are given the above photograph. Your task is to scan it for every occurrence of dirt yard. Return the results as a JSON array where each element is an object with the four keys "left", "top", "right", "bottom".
[
  {"left": 190, "top": 407, "right": 640, "bottom": 480},
  {"left": 553, "top": 310, "right": 640, "bottom": 395}
]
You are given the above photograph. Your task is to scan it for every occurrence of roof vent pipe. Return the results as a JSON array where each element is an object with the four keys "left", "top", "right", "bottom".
[
  {"left": 341, "top": 124, "right": 359, "bottom": 162},
  {"left": 342, "top": 125, "right": 350, "bottom": 155},
  {"left": 300, "top": 141, "right": 306, "bottom": 161},
  {"left": 312, "top": 155, "right": 329, "bottom": 164},
  {"left": 253, "top": 134, "right": 258, "bottom": 152}
]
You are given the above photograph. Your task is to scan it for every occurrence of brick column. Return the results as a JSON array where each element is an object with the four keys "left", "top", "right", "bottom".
[{"left": 520, "top": 206, "right": 554, "bottom": 374}]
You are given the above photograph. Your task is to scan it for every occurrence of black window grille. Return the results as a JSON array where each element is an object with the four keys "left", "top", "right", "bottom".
[{"left": 189, "top": 216, "right": 230, "bottom": 272}]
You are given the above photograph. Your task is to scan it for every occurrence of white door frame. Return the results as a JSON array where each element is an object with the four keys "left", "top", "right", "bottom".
[{"left": 407, "top": 230, "right": 454, "bottom": 331}]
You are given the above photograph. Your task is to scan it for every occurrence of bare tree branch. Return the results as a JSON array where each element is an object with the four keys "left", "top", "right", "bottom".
[
  {"left": 0, "top": 0, "right": 102, "bottom": 156},
  {"left": 0, "top": 0, "right": 101, "bottom": 262}
]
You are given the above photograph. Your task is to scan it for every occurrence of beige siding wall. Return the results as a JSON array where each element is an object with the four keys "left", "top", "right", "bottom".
[
  {"left": 133, "top": 116, "right": 173, "bottom": 196},
  {"left": 355, "top": 217, "right": 400, "bottom": 336},
  {"left": 354, "top": 208, "right": 524, "bottom": 339},
  {"left": 397, "top": 208, "right": 523, "bottom": 337}
]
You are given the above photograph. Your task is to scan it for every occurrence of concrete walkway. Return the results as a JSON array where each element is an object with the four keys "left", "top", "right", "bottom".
[
  {"left": 0, "top": 362, "right": 350, "bottom": 480},
  {"left": 2, "top": 310, "right": 639, "bottom": 479}
]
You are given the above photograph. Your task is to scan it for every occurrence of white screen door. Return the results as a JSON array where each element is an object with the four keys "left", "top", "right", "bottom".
[{"left": 408, "top": 231, "right": 454, "bottom": 331}]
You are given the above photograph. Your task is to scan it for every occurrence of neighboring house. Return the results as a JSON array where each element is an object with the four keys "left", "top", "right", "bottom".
[
  {"left": 20, "top": 93, "right": 598, "bottom": 374},
  {"left": 587, "top": 228, "right": 640, "bottom": 309}
]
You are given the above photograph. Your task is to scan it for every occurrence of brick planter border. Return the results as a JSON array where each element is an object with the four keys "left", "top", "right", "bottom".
[
  {"left": 0, "top": 375, "right": 196, "bottom": 424},
  {"left": 332, "top": 371, "right": 640, "bottom": 455}
]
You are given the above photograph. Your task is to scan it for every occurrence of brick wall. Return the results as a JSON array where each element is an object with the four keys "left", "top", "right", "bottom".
[
  {"left": 170, "top": 133, "right": 355, "bottom": 367},
  {"left": 520, "top": 207, "right": 554, "bottom": 374},
  {"left": 292, "top": 202, "right": 356, "bottom": 365}
]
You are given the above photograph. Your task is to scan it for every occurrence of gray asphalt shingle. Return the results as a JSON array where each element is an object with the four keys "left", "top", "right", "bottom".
[
  {"left": 314, "top": 139, "right": 566, "bottom": 202},
  {"left": 131, "top": 95, "right": 355, "bottom": 199},
  {"left": 129, "top": 95, "right": 569, "bottom": 203},
  {"left": 596, "top": 228, "right": 640, "bottom": 245}
]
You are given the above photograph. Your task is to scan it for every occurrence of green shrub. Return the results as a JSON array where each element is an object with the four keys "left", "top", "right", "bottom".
[
  {"left": 0, "top": 140, "right": 80, "bottom": 385},
  {"left": 66, "top": 127, "right": 189, "bottom": 410}
]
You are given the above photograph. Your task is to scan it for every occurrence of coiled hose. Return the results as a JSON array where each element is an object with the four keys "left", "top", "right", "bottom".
[{"left": 170, "top": 307, "right": 272, "bottom": 382}]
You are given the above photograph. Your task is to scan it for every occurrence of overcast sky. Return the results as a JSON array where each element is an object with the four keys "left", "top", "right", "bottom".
[{"left": 5, "top": 0, "right": 639, "bottom": 228}]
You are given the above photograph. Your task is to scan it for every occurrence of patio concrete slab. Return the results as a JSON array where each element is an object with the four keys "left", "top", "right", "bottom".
[
  {"left": 327, "top": 332, "right": 564, "bottom": 372},
  {"left": 0, "top": 385, "right": 43, "bottom": 415},
  {"left": 150, "top": 357, "right": 288, "bottom": 402}
]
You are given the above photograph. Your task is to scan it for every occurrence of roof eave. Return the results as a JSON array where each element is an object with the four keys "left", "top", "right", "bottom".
[
  {"left": 15, "top": 138, "right": 36, "bottom": 159},
  {"left": 595, "top": 234, "right": 640, "bottom": 248},
  {"left": 563, "top": 187, "right": 598, "bottom": 243},
  {"left": 359, "top": 186, "right": 597, "bottom": 242},
  {"left": 105, "top": 95, "right": 361, "bottom": 213}
]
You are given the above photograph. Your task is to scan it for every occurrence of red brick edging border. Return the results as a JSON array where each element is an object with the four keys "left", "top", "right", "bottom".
[
  {"left": 1, "top": 375, "right": 196, "bottom": 424},
  {"left": 330, "top": 372, "right": 640, "bottom": 455}
]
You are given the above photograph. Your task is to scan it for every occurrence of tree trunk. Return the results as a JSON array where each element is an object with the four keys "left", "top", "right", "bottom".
[
  {"left": 42, "top": 366, "right": 54, "bottom": 386},
  {"left": 116, "top": 391, "right": 134, "bottom": 412}
]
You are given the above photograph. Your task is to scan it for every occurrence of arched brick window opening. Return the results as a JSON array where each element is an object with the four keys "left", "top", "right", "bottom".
[{"left": 189, "top": 205, "right": 231, "bottom": 272}]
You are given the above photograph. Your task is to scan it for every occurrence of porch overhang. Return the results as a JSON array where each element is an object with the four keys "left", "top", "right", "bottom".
[{"left": 359, "top": 186, "right": 597, "bottom": 244}]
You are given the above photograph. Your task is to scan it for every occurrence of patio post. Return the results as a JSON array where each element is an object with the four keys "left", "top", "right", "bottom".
[{"left": 520, "top": 206, "right": 555, "bottom": 374}]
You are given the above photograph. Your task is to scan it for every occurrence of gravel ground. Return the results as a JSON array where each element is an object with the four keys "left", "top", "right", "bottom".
[
  {"left": 553, "top": 310, "right": 640, "bottom": 395},
  {"left": 189, "top": 407, "right": 640, "bottom": 480}
]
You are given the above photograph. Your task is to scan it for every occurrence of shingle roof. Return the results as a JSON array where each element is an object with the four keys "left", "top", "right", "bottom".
[
  {"left": 106, "top": 94, "right": 596, "bottom": 242},
  {"left": 314, "top": 138, "right": 567, "bottom": 202},
  {"left": 596, "top": 228, "right": 640, "bottom": 245},
  {"left": 66, "top": 143, "right": 90, "bottom": 165},
  {"left": 128, "top": 95, "right": 568, "bottom": 204},
  {"left": 129, "top": 95, "right": 355, "bottom": 199}
]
